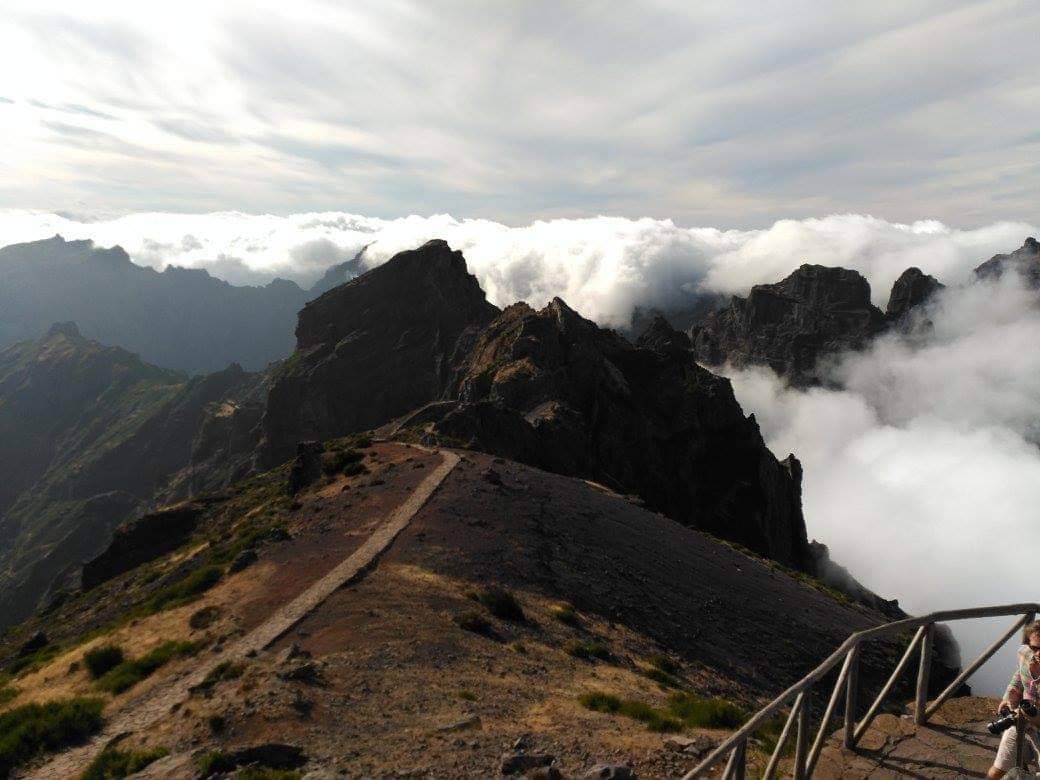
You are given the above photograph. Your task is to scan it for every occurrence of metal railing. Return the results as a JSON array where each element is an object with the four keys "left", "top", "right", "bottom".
[{"left": 683, "top": 603, "right": 1040, "bottom": 779}]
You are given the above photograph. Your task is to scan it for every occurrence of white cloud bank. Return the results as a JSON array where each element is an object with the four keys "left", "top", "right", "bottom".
[
  {"left": 728, "top": 272, "right": 1040, "bottom": 694},
  {"left": 0, "top": 209, "right": 1035, "bottom": 322}
]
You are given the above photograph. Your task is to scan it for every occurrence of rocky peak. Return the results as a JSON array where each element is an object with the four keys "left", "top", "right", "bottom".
[
  {"left": 635, "top": 314, "right": 691, "bottom": 353},
  {"left": 885, "top": 267, "right": 944, "bottom": 322},
  {"left": 434, "top": 294, "right": 810, "bottom": 569},
  {"left": 260, "top": 240, "right": 499, "bottom": 465},
  {"left": 45, "top": 321, "right": 83, "bottom": 340},
  {"left": 973, "top": 237, "right": 1040, "bottom": 287},
  {"left": 688, "top": 264, "right": 886, "bottom": 383}
]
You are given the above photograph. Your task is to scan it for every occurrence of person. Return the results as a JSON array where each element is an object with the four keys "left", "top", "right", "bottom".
[{"left": 987, "top": 621, "right": 1040, "bottom": 779}]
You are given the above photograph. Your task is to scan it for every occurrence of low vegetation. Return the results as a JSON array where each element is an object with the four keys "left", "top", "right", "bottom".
[
  {"left": 470, "top": 586, "right": 525, "bottom": 621},
  {"left": 579, "top": 690, "right": 747, "bottom": 733},
  {"left": 193, "top": 660, "right": 246, "bottom": 695},
  {"left": 95, "top": 641, "right": 199, "bottom": 695},
  {"left": 80, "top": 746, "right": 169, "bottom": 780},
  {"left": 0, "top": 687, "right": 17, "bottom": 706},
  {"left": 564, "top": 639, "right": 611, "bottom": 661},
  {"left": 189, "top": 605, "right": 222, "bottom": 630},
  {"left": 0, "top": 697, "right": 104, "bottom": 777},
  {"left": 143, "top": 565, "right": 223, "bottom": 614},
  {"left": 197, "top": 751, "right": 301, "bottom": 779},
  {"left": 642, "top": 654, "right": 684, "bottom": 688},
  {"left": 454, "top": 611, "right": 493, "bottom": 636},
  {"left": 322, "top": 447, "right": 365, "bottom": 475},
  {"left": 551, "top": 603, "right": 580, "bottom": 626},
  {"left": 84, "top": 645, "right": 125, "bottom": 679}
]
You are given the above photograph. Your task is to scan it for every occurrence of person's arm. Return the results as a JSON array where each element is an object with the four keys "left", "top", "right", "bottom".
[{"left": 1000, "top": 648, "right": 1029, "bottom": 713}]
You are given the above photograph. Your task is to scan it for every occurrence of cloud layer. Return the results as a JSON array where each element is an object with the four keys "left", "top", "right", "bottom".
[
  {"left": 728, "top": 272, "right": 1040, "bottom": 694},
  {"left": 2, "top": 2, "right": 1039, "bottom": 224},
  {"left": 1, "top": 209, "right": 1035, "bottom": 322}
]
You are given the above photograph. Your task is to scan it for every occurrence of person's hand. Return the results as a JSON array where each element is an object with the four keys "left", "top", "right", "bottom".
[{"left": 998, "top": 699, "right": 1013, "bottom": 716}]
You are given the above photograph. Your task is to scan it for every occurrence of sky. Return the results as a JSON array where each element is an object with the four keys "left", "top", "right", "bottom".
[{"left": 1, "top": 0, "right": 1039, "bottom": 226}]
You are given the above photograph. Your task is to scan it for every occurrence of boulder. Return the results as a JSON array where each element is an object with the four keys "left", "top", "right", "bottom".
[
  {"left": 81, "top": 503, "right": 204, "bottom": 590},
  {"left": 287, "top": 441, "right": 324, "bottom": 496},
  {"left": 583, "top": 765, "right": 635, "bottom": 779},
  {"left": 501, "top": 752, "right": 555, "bottom": 775}
]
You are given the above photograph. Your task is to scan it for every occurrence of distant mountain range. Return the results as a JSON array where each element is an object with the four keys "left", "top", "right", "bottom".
[{"left": 0, "top": 235, "right": 363, "bottom": 374}]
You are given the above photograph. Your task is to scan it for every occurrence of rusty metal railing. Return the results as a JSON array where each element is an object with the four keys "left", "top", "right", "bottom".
[{"left": 683, "top": 603, "right": 1040, "bottom": 779}]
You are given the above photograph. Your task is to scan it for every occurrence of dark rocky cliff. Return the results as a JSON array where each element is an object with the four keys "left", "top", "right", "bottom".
[
  {"left": 974, "top": 236, "right": 1040, "bottom": 287},
  {"left": 259, "top": 239, "right": 499, "bottom": 466},
  {"left": 688, "top": 264, "right": 887, "bottom": 382},
  {"left": 428, "top": 301, "right": 809, "bottom": 569}
]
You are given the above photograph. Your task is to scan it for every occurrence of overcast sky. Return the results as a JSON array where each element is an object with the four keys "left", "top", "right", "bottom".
[{"left": 1, "top": 0, "right": 1038, "bottom": 226}]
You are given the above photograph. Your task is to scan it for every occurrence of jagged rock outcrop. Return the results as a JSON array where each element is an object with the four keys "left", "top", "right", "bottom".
[
  {"left": 428, "top": 301, "right": 809, "bottom": 569},
  {"left": 885, "top": 267, "right": 944, "bottom": 323},
  {"left": 259, "top": 240, "right": 499, "bottom": 466},
  {"left": 635, "top": 314, "right": 692, "bottom": 353},
  {"left": 688, "top": 264, "right": 887, "bottom": 383},
  {"left": 81, "top": 503, "right": 205, "bottom": 590},
  {"left": 973, "top": 236, "right": 1040, "bottom": 287}
]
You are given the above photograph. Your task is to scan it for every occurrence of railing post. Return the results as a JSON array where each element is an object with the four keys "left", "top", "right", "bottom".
[
  {"left": 915, "top": 623, "right": 934, "bottom": 725},
  {"left": 793, "top": 693, "right": 811, "bottom": 780},
  {"left": 843, "top": 643, "right": 860, "bottom": 750},
  {"left": 723, "top": 739, "right": 746, "bottom": 780}
]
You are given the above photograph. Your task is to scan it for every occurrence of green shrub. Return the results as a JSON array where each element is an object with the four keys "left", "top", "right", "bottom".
[
  {"left": 644, "top": 668, "right": 683, "bottom": 689},
  {"left": 189, "top": 606, "right": 221, "bottom": 630},
  {"left": 81, "top": 746, "right": 169, "bottom": 779},
  {"left": 322, "top": 448, "right": 364, "bottom": 475},
  {"left": 342, "top": 462, "right": 368, "bottom": 477},
  {"left": 476, "top": 587, "right": 525, "bottom": 621},
  {"left": 0, "top": 697, "right": 104, "bottom": 776},
  {"left": 646, "top": 654, "right": 679, "bottom": 675},
  {"left": 0, "top": 687, "right": 17, "bottom": 706},
  {"left": 193, "top": 661, "right": 245, "bottom": 695},
  {"left": 454, "top": 611, "right": 493, "bottom": 636},
  {"left": 96, "top": 641, "right": 198, "bottom": 695},
  {"left": 197, "top": 749, "right": 236, "bottom": 777},
  {"left": 563, "top": 639, "right": 611, "bottom": 661},
  {"left": 666, "top": 692, "right": 746, "bottom": 729},
  {"left": 578, "top": 691, "right": 681, "bottom": 732},
  {"left": 207, "top": 714, "right": 226, "bottom": 734},
  {"left": 458, "top": 691, "right": 478, "bottom": 701},
  {"left": 146, "top": 565, "right": 223, "bottom": 613},
  {"left": 551, "top": 604, "right": 580, "bottom": 626},
  {"left": 236, "top": 770, "right": 301, "bottom": 780},
  {"left": 84, "top": 646, "right": 124, "bottom": 679}
]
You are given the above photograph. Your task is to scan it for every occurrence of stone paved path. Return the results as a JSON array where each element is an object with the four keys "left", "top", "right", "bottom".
[{"left": 24, "top": 450, "right": 459, "bottom": 780}]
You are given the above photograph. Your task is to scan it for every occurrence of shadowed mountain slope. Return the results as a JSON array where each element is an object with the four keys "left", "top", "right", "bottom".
[{"left": 0, "top": 323, "right": 265, "bottom": 630}]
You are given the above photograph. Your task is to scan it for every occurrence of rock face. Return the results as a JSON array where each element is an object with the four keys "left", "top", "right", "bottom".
[
  {"left": 688, "top": 265, "right": 887, "bottom": 382},
  {"left": 259, "top": 240, "right": 499, "bottom": 466},
  {"left": 81, "top": 503, "right": 205, "bottom": 590},
  {"left": 973, "top": 237, "right": 1040, "bottom": 287},
  {"left": 430, "top": 301, "right": 809, "bottom": 569},
  {"left": 885, "top": 267, "right": 944, "bottom": 322}
]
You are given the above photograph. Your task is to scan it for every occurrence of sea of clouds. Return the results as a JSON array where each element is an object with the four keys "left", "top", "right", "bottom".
[{"left": 3, "top": 208, "right": 1038, "bottom": 693}]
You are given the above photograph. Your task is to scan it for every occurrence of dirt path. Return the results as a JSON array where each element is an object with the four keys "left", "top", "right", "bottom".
[{"left": 24, "top": 449, "right": 459, "bottom": 780}]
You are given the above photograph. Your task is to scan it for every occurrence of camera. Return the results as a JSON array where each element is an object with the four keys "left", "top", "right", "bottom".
[{"left": 988, "top": 700, "right": 1038, "bottom": 734}]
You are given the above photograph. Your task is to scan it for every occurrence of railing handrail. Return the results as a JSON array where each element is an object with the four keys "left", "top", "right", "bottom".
[{"left": 683, "top": 602, "right": 1040, "bottom": 779}]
